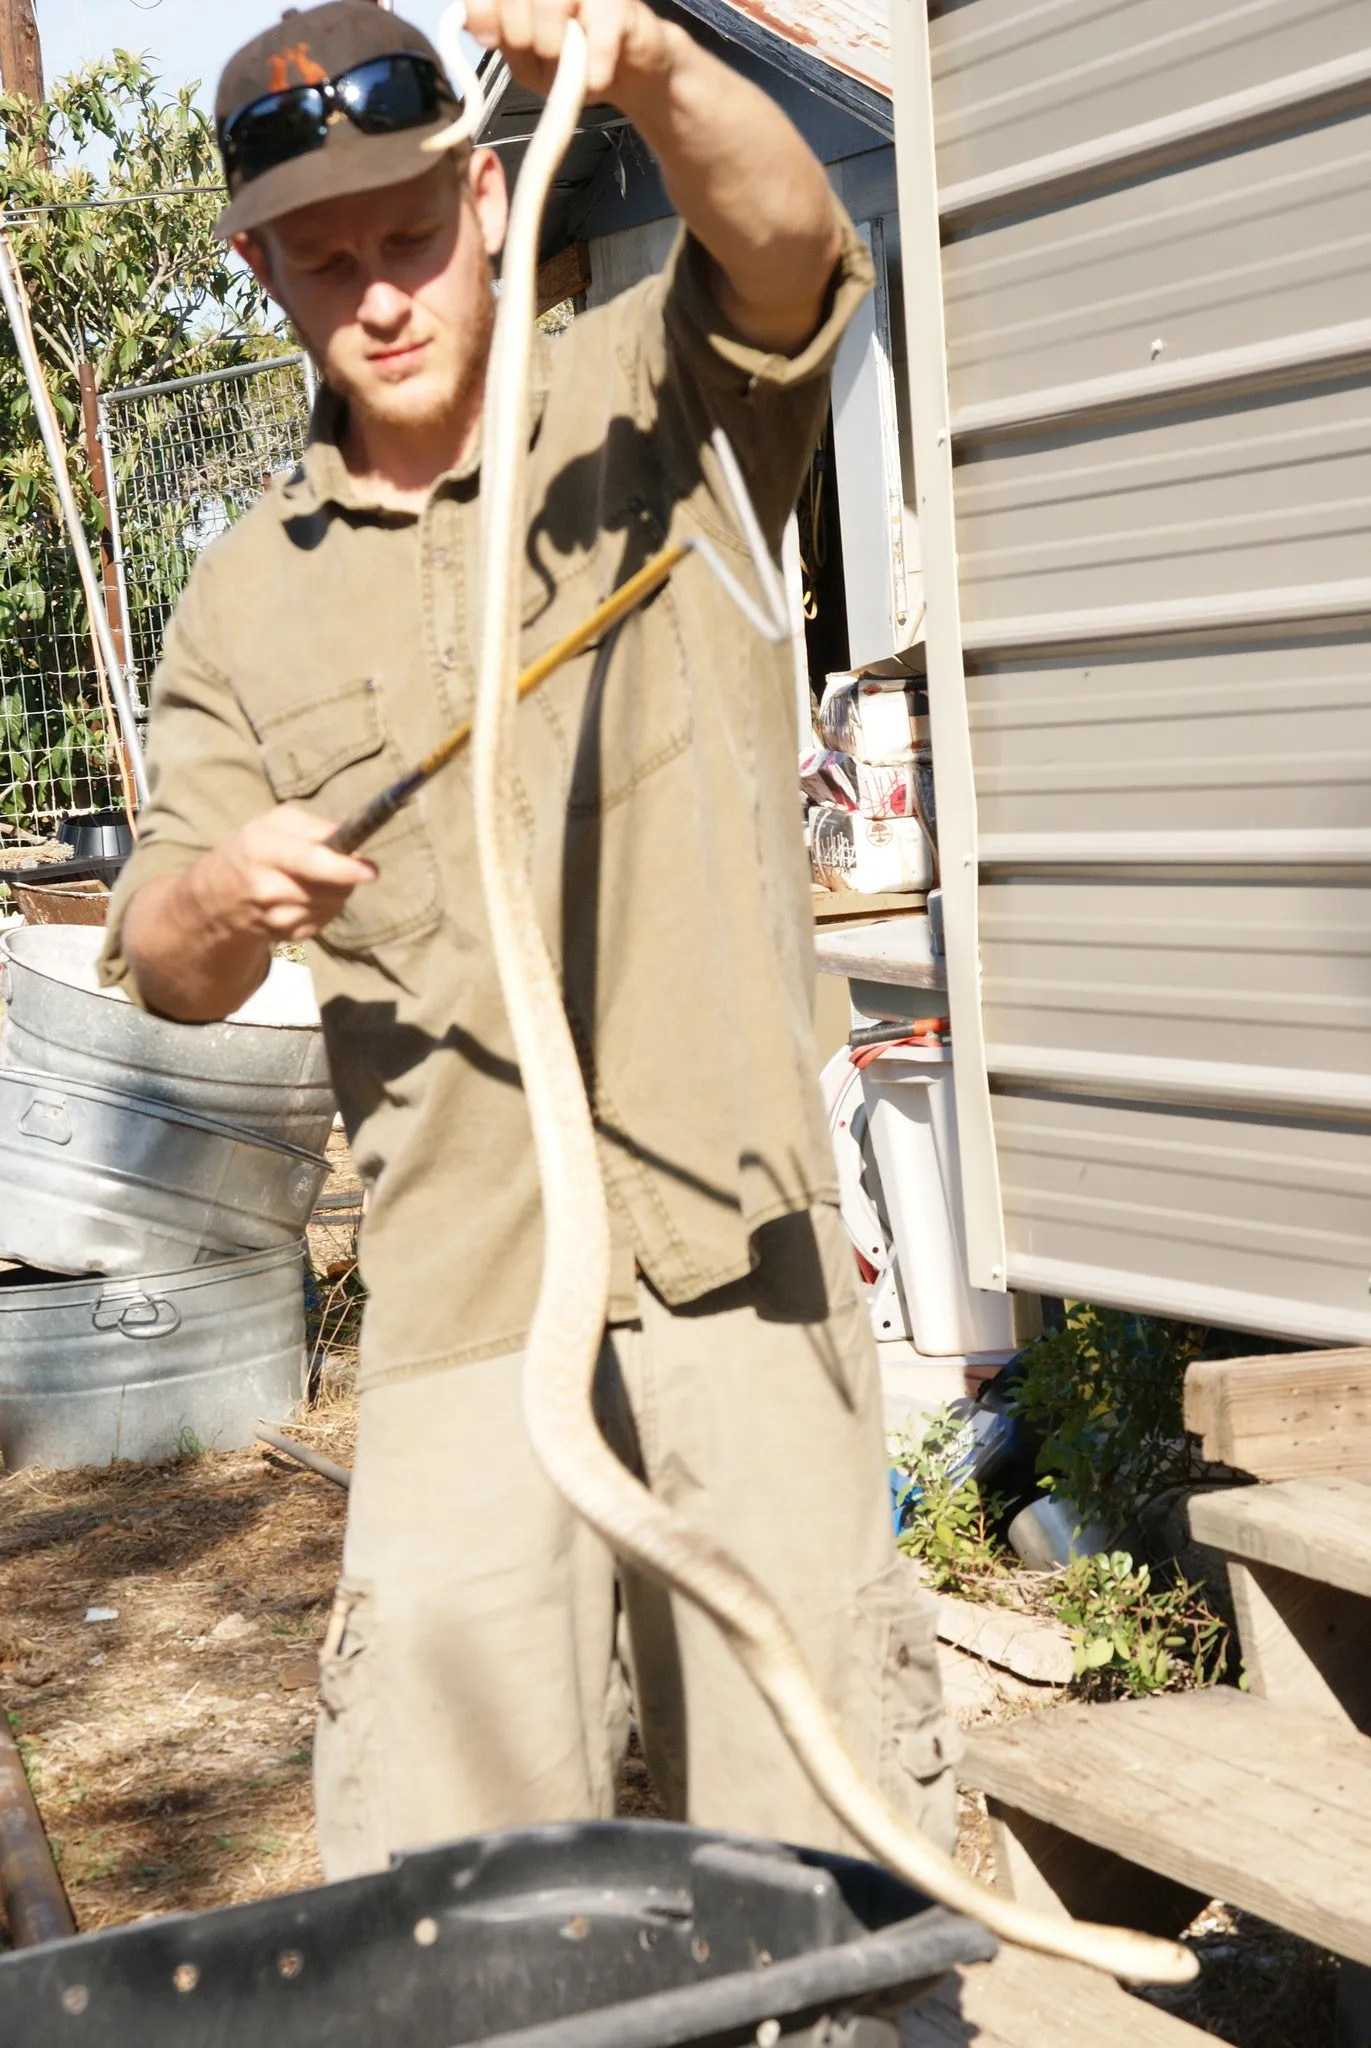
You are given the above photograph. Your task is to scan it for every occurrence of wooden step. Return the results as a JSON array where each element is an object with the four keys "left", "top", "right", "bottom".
[
  {"left": 903, "top": 1942, "right": 1208, "bottom": 2045},
  {"left": 1189, "top": 1477, "right": 1371, "bottom": 1734},
  {"left": 1189, "top": 1476, "right": 1371, "bottom": 1596},
  {"left": 959, "top": 1689, "right": 1371, "bottom": 1965},
  {"left": 1184, "top": 1350, "right": 1371, "bottom": 1480}
]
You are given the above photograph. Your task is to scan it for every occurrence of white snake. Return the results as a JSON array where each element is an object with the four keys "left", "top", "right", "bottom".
[{"left": 434, "top": 8, "right": 1198, "bottom": 1990}]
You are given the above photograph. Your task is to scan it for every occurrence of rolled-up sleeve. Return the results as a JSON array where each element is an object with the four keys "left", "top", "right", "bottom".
[
  {"left": 98, "top": 563, "right": 273, "bottom": 1005},
  {"left": 653, "top": 201, "right": 874, "bottom": 542}
]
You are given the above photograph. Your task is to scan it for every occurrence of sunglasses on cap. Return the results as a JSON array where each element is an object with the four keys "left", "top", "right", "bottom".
[{"left": 219, "top": 53, "right": 452, "bottom": 188}]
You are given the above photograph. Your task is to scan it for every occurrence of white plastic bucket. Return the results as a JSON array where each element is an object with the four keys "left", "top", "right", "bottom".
[{"left": 859, "top": 1045, "right": 1016, "bottom": 1358}]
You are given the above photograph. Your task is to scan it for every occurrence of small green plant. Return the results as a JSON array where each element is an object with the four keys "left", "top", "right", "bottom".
[
  {"left": 1012, "top": 1304, "right": 1206, "bottom": 1535},
  {"left": 172, "top": 1425, "right": 204, "bottom": 1461},
  {"left": 1050, "top": 1549, "right": 1231, "bottom": 1699},
  {"left": 891, "top": 1408, "right": 1008, "bottom": 1598}
]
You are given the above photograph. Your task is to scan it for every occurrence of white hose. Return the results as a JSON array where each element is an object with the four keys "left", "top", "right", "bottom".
[{"left": 468, "top": 19, "right": 1198, "bottom": 1992}]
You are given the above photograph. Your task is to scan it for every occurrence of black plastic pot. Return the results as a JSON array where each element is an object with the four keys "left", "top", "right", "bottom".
[
  {"left": 58, "top": 810, "right": 134, "bottom": 862},
  {"left": 0, "top": 1821, "right": 992, "bottom": 2046}
]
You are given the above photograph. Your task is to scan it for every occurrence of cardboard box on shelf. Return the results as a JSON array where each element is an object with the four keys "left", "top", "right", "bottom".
[
  {"left": 810, "top": 805, "right": 935, "bottom": 895},
  {"left": 818, "top": 672, "right": 928, "bottom": 765}
]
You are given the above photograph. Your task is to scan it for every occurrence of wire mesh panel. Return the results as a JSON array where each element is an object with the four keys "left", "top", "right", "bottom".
[
  {"left": 0, "top": 532, "right": 123, "bottom": 839},
  {"left": 100, "top": 353, "right": 313, "bottom": 691}
]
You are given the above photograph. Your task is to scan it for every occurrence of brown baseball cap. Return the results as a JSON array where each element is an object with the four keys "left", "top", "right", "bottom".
[{"left": 214, "top": 2, "right": 464, "bottom": 239}]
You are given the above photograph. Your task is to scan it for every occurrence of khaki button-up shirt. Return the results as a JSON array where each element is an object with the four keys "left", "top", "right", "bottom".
[{"left": 101, "top": 219, "right": 873, "bottom": 1391}]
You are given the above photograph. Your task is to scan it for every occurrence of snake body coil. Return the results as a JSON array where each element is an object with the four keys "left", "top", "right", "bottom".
[{"left": 469, "top": 21, "right": 1197, "bottom": 1991}]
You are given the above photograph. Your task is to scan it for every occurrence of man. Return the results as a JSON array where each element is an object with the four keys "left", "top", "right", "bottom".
[{"left": 100, "top": 0, "right": 958, "bottom": 1877}]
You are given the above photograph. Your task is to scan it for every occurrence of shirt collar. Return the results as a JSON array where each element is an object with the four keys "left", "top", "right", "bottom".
[{"left": 281, "top": 332, "right": 555, "bottom": 519}]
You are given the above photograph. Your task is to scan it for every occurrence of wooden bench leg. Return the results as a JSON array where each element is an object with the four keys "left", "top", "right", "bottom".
[
  {"left": 1228, "top": 1559, "right": 1371, "bottom": 1734},
  {"left": 985, "top": 1798, "right": 1206, "bottom": 1939}
]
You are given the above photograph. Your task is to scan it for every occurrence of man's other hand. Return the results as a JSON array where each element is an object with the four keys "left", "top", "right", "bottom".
[{"left": 191, "top": 804, "right": 377, "bottom": 946}]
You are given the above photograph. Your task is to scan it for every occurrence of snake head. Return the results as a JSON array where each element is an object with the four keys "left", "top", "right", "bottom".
[{"left": 422, "top": 1, "right": 487, "bottom": 154}]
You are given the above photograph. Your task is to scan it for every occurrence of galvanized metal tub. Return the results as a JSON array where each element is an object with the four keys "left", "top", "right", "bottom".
[
  {"left": 1, "top": 925, "right": 336, "bottom": 1153},
  {"left": 0, "top": 1066, "right": 328, "bottom": 1277},
  {"left": 0, "top": 1244, "right": 307, "bottom": 1468}
]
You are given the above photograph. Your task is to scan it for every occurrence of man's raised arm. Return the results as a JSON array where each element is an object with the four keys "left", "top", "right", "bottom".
[{"left": 465, "top": 0, "right": 844, "bottom": 353}]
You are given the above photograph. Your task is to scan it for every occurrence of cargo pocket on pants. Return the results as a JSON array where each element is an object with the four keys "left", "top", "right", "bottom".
[
  {"left": 848, "top": 1555, "right": 961, "bottom": 1857},
  {"left": 314, "top": 1577, "right": 384, "bottom": 1880}
]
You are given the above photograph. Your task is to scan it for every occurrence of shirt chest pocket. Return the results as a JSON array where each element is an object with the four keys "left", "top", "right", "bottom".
[{"left": 256, "top": 680, "right": 443, "bottom": 953}]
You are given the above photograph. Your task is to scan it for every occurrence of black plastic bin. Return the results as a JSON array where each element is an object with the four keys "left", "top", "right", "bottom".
[
  {"left": 58, "top": 810, "right": 135, "bottom": 863},
  {"left": 0, "top": 1821, "right": 993, "bottom": 2046}
]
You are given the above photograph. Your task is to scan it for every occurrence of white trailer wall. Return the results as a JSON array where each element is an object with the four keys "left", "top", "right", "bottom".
[{"left": 891, "top": 0, "right": 1371, "bottom": 1343}]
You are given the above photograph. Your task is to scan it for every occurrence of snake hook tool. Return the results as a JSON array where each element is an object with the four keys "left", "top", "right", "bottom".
[{"left": 326, "top": 427, "right": 789, "bottom": 858}]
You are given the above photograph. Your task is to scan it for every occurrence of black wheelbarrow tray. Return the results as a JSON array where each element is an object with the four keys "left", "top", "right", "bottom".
[{"left": 0, "top": 1819, "right": 994, "bottom": 2046}]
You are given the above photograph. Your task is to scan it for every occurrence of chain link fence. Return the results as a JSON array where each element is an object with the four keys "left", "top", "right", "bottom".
[
  {"left": 100, "top": 352, "right": 315, "bottom": 690},
  {"left": 0, "top": 350, "right": 313, "bottom": 842},
  {"left": 0, "top": 535, "right": 121, "bottom": 837}
]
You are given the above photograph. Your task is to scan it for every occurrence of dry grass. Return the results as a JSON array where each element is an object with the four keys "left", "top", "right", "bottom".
[{"left": 0, "top": 1428, "right": 349, "bottom": 1940}]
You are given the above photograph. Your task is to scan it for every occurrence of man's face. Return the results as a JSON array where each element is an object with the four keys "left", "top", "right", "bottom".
[{"left": 237, "top": 154, "right": 508, "bottom": 437}]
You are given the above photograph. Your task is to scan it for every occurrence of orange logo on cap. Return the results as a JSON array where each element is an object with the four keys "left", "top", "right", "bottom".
[{"left": 267, "top": 43, "right": 330, "bottom": 92}]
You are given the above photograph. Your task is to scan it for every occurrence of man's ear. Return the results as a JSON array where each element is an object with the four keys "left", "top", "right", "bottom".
[
  {"left": 233, "top": 230, "right": 276, "bottom": 298},
  {"left": 467, "top": 147, "right": 509, "bottom": 261}
]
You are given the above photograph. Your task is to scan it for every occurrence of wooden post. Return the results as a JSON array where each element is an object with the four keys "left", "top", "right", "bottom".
[
  {"left": 76, "top": 362, "right": 131, "bottom": 675},
  {"left": 0, "top": 0, "right": 43, "bottom": 108},
  {"left": 536, "top": 241, "right": 591, "bottom": 315}
]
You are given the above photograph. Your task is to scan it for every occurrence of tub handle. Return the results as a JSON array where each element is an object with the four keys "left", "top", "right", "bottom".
[
  {"left": 18, "top": 1092, "right": 72, "bottom": 1146},
  {"left": 92, "top": 1291, "right": 183, "bottom": 1340}
]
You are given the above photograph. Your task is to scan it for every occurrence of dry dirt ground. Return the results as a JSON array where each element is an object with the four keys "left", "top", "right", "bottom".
[{"left": 0, "top": 1145, "right": 1344, "bottom": 2042}]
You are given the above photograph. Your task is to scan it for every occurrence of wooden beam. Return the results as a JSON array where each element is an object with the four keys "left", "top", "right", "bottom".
[
  {"left": 985, "top": 1799, "right": 1205, "bottom": 1939},
  {"left": 1189, "top": 1477, "right": 1371, "bottom": 1597},
  {"left": 906, "top": 1942, "right": 1211, "bottom": 2045},
  {"left": 1226, "top": 1557, "right": 1371, "bottom": 1736},
  {"left": 1184, "top": 1350, "right": 1371, "bottom": 1479},
  {"left": 536, "top": 240, "right": 590, "bottom": 315}
]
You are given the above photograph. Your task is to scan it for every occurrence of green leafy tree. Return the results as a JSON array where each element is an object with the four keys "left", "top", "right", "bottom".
[{"left": 0, "top": 54, "right": 285, "bottom": 828}]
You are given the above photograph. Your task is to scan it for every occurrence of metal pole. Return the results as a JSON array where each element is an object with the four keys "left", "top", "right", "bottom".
[
  {"left": 77, "top": 364, "right": 130, "bottom": 670},
  {"left": 0, "top": 1708, "right": 74, "bottom": 1948},
  {"left": 78, "top": 361, "right": 140, "bottom": 814},
  {"left": 255, "top": 1422, "right": 352, "bottom": 1490},
  {"left": 96, "top": 401, "right": 138, "bottom": 708},
  {"left": 0, "top": 234, "right": 149, "bottom": 805}
]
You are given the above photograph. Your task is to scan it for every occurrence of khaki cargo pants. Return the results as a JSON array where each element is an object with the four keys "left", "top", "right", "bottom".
[{"left": 314, "top": 1207, "right": 958, "bottom": 1876}]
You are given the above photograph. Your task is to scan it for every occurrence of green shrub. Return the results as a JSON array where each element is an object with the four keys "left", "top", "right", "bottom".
[
  {"left": 1011, "top": 1303, "right": 1205, "bottom": 1536},
  {"left": 1051, "top": 1548, "right": 1232, "bottom": 1699},
  {"left": 891, "top": 1408, "right": 1009, "bottom": 1599}
]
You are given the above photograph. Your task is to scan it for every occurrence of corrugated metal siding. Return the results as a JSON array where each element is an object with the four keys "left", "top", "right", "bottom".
[
  {"left": 930, "top": 0, "right": 1369, "bottom": 190},
  {"left": 903, "top": 0, "right": 1371, "bottom": 1341}
]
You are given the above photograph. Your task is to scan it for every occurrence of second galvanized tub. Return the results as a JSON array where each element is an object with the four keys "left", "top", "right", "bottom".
[
  {"left": 0, "top": 1244, "right": 307, "bottom": 1468},
  {"left": 1, "top": 925, "right": 336, "bottom": 1153},
  {"left": 0, "top": 1067, "right": 328, "bottom": 1277}
]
